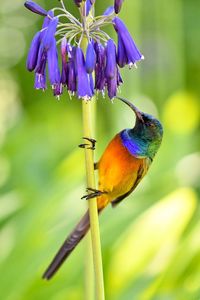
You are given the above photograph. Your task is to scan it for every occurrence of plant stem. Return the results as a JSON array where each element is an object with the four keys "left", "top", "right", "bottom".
[{"left": 82, "top": 99, "right": 105, "bottom": 300}]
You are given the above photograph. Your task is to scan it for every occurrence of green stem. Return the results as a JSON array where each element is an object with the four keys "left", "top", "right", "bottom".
[{"left": 82, "top": 99, "right": 105, "bottom": 300}]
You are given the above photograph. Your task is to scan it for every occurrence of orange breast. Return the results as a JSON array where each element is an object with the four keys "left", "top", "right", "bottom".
[{"left": 97, "top": 133, "right": 146, "bottom": 209}]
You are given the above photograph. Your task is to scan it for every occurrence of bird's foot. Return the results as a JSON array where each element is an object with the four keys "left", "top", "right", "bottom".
[
  {"left": 78, "top": 137, "right": 97, "bottom": 150},
  {"left": 81, "top": 188, "right": 106, "bottom": 200}
]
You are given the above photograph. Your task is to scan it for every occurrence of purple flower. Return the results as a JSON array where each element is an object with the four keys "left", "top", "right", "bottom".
[
  {"left": 67, "top": 60, "right": 76, "bottom": 94},
  {"left": 24, "top": 1, "right": 47, "bottom": 16},
  {"left": 85, "top": 42, "right": 96, "bottom": 74},
  {"left": 47, "top": 38, "right": 62, "bottom": 97},
  {"left": 34, "top": 16, "right": 58, "bottom": 83},
  {"left": 116, "top": 34, "right": 127, "bottom": 67},
  {"left": 34, "top": 73, "right": 46, "bottom": 90},
  {"left": 114, "top": 0, "right": 124, "bottom": 14},
  {"left": 94, "top": 42, "right": 106, "bottom": 92},
  {"left": 75, "top": 47, "right": 93, "bottom": 99},
  {"left": 113, "top": 17, "right": 144, "bottom": 67},
  {"left": 105, "top": 39, "right": 117, "bottom": 79},
  {"left": 103, "top": 6, "right": 114, "bottom": 16},
  {"left": 60, "top": 38, "right": 68, "bottom": 85},
  {"left": 26, "top": 31, "right": 41, "bottom": 71}
]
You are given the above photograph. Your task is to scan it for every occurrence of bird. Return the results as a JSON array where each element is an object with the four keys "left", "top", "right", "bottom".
[{"left": 43, "top": 97, "right": 163, "bottom": 280}]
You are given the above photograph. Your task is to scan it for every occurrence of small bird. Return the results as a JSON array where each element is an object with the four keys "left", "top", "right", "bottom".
[{"left": 43, "top": 97, "right": 163, "bottom": 279}]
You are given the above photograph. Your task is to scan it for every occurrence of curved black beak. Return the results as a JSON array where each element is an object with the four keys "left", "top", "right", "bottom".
[{"left": 116, "top": 97, "right": 144, "bottom": 123}]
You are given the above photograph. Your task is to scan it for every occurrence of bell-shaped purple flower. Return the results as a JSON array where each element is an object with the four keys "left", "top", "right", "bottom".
[
  {"left": 67, "top": 60, "right": 76, "bottom": 94},
  {"left": 47, "top": 38, "right": 61, "bottom": 90},
  {"left": 116, "top": 34, "right": 127, "bottom": 67},
  {"left": 26, "top": 31, "right": 41, "bottom": 72},
  {"left": 85, "top": 42, "right": 96, "bottom": 74},
  {"left": 35, "top": 17, "right": 58, "bottom": 76},
  {"left": 113, "top": 17, "right": 144, "bottom": 67},
  {"left": 103, "top": 6, "right": 114, "bottom": 16},
  {"left": 67, "top": 47, "right": 77, "bottom": 94},
  {"left": 75, "top": 47, "right": 93, "bottom": 100},
  {"left": 60, "top": 38, "right": 68, "bottom": 85},
  {"left": 114, "top": 0, "right": 124, "bottom": 14},
  {"left": 105, "top": 39, "right": 117, "bottom": 79},
  {"left": 24, "top": 1, "right": 47, "bottom": 16},
  {"left": 94, "top": 42, "right": 106, "bottom": 92}
]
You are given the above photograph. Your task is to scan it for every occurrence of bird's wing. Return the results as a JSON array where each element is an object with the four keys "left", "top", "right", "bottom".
[{"left": 111, "top": 158, "right": 151, "bottom": 207}]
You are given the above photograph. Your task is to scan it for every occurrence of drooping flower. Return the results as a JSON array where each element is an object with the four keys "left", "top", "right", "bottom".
[
  {"left": 105, "top": 39, "right": 117, "bottom": 79},
  {"left": 114, "top": 0, "right": 124, "bottom": 14},
  {"left": 75, "top": 47, "right": 93, "bottom": 100},
  {"left": 85, "top": 42, "right": 96, "bottom": 74},
  {"left": 116, "top": 34, "right": 127, "bottom": 68},
  {"left": 24, "top": 1, "right": 47, "bottom": 16},
  {"left": 113, "top": 17, "right": 144, "bottom": 67},
  {"left": 67, "top": 58, "right": 76, "bottom": 94},
  {"left": 47, "top": 38, "right": 62, "bottom": 96},
  {"left": 94, "top": 42, "right": 106, "bottom": 92},
  {"left": 60, "top": 38, "right": 68, "bottom": 85},
  {"left": 26, "top": 31, "right": 41, "bottom": 71}
]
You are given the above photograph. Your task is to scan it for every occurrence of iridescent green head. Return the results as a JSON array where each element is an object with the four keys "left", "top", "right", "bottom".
[{"left": 117, "top": 97, "right": 163, "bottom": 159}]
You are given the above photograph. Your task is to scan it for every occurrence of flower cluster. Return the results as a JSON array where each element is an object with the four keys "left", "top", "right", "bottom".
[{"left": 25, "top": 0, "right": 144, "bottom": 100}]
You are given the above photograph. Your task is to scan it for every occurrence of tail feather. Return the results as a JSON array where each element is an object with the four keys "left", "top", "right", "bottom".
[{"left": 43, "top": 211, "right": 90, "bottom": 280}]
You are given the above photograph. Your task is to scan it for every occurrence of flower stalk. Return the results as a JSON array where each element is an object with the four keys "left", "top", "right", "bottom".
[
  {"left": 82, "top": 99, "right": 105, "bottom": 300},
  {"left": 81, "top": 7, "right": 105, "bottom": 295}
]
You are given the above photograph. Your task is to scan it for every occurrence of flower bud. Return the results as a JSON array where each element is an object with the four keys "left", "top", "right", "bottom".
[{"left": 24, "top": 1, "right": 47, "bottom": 16}]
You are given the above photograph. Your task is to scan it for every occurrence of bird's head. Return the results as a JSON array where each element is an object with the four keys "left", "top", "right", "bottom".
[{"left": 116, "top": 97, "right": 163, "bottom": 157}]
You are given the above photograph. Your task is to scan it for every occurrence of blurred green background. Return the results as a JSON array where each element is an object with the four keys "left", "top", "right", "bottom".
[{"left": 0, "top": 0, "right": 200, "bottom": 299}]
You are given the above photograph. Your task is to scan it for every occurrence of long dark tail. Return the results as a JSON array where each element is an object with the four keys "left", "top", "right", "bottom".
[{"left": 43, "top": 210, "right": 91, "bottom": 280}]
